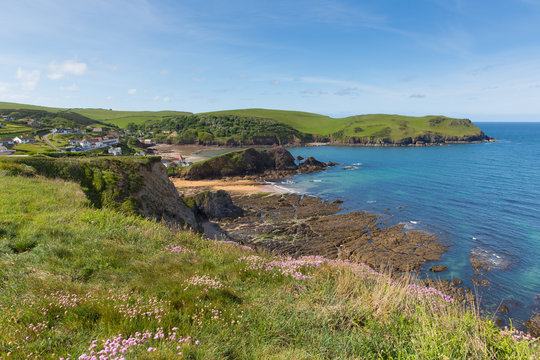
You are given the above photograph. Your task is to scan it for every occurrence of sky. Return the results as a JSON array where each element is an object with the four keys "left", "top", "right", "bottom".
[{"left": 1, "top": 0, "right": 540, "bottom": 121}]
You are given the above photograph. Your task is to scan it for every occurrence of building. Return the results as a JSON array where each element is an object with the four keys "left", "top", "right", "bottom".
[
  {"left": 108, "top": 147, "right": 122, "bottom": 156},
  {"left": 0, "top": 122, "right": 4, "bottom": 128},
  {"left": 13, "top": 136, "right": 36, "bottom": 144},
  {"left": 0, "top": 138, "right": 14, "bottom": 146},
  {"left": 78, "top": 137, "right": 119, "bottom": 150}
]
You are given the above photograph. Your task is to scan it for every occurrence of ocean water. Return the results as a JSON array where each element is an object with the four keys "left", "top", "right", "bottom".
[{"left": 282, "top": 123, "right": 540, "bottom": 325}]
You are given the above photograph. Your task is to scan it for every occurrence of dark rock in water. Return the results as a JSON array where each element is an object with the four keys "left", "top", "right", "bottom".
[
  {"left": 525, "top": 314, "right": 540, "bottom": 337},
  {"left": 429, "top": 265, "right": 448, "bottom": 272},
  {"left": 192, "top": 190, "right": 243, "bottom": 220},
  {"left": 332, "top": 199, "right": 343, "bottom": 204},
  {"left": 499, "top": 305, "right": 509, "bottom": 314},
  {"left": 296, "top": 155, "right": 304, "bottom": 161},
  {"left": 453, "top": 278, "right": 463, "bottom": 285},
  {"left": 298, "top": 156, "right": 327, "bottom": 173},
  {"left": 385, "top": 208, "right": 391, "bottom": 211},
  {"left": 326, "top": 161, "right": 339, "bottom": 166},
  {"left": 266, "top": 147, "right": 298, "bottom": 171},
  {"left": 342, "top": 166, "right": 357, "bottom": 170}
]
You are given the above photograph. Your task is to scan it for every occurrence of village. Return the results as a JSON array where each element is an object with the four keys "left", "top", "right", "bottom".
[{"left": 0, "top": 116, "right": 193, "bottom": 170}]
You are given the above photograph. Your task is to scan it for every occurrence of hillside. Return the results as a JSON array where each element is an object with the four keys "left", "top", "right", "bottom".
[
  {"left": 202, "top": 109, "right": 489, "bottom": 144},
  {"left": 0, "top": 102, "right": 191, "bottom": 128},
  {"left": 0, "top": 162, "right": 537, "bottom": 358},
  {"left": 1, "top": 102, "right": 490, "bottom": 145}
]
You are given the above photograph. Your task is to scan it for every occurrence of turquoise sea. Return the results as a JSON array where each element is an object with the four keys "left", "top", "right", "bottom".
[{"left": 279, "top": 123, "right": 540, "bottom": 326}]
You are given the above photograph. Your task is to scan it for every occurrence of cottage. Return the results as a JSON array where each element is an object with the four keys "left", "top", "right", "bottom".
[
  {"left": 101, "top": 137, "right": 120, "bottom": 146},
  {"left": 13, "top": 136, "right": 36, "bottom": 144},
  {"left": 143, "top": 139, "right": 153, "bottom": 145},
  {"left": 108, "top": 147, "right": 122, "bottom": 156},
  {"left": 0, "top": 145, "right": 9, "bottom": 153},
  {"left": 0, "top": 138, "right": 14, "bottom": 146},
  {"left": 92, "top": 127, "right": 103, "bottom": 133}
]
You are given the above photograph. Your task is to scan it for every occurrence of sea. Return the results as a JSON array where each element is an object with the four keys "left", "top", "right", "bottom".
[{"left": 277, "top": 123, "right": 539, "bottom": 326}]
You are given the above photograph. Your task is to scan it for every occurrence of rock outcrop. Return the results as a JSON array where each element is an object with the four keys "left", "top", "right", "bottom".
[
  {"left": 135, "top": 160, "right": 201, "bottom": 230},
  {"left": 189, "top": 190, "right": 243, "bottom": 220},
  {"left": 298, "top": 156, "right": 327, "bottom": 173},
  {"left": 181, "top": 147, "right": 328, "bottom": 180}
]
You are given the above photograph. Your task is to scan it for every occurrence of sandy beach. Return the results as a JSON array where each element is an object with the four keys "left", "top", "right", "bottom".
[
  {"left": 149, "top": 144, "right": 222, "bottom": 163},
  {"left": 172, "top": 178, "right": 284, "bottom": 196}
]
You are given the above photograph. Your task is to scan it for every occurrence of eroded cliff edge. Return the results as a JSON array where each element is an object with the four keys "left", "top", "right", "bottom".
[{"left": 0, "top": 156, "right": 201, "bottom": 231}]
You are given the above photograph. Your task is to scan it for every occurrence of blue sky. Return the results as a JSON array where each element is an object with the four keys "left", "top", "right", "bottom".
[{"left": 2, "top": 0, "right": 540, "bottom": 121}]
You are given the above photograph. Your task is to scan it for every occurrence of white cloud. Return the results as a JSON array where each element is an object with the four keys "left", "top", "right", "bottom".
[
  {"left": 127, "top": 88, "right": 137, "bottom": 95},
  {"left": 192, "top": 77, "right": 205, "bottom": 83},
  {"left": 60, "top": 83, "right": 80, "bottom": 91},
  {"left": 106, "top": 95, "right": 113, "bottom": 100},
  {"left": 47, "top": 60, "right": 87, "bottom": 80},
  {"left": 16, "top": 67, "right": 40, "bottom": 91},
  {"left": 153, "top": 95, "right": 160, "bottom": 101},
  {"left": 163, "top": 96, "right": 170, "bottom": 102}
]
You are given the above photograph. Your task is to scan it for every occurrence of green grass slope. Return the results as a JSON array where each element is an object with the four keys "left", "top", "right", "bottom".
[
  {"left": 0, "top": 171, "right": 536, "bottom": 358},
  {"left": 199, "top": 108, "right": 349, "bottom": 135},
  {"left": 0, "top": 102, "right": 62, "bottom": 112},
  {"left": 71, "top": 109, "right": 192, "bottom": 128},
  {"left": 0, "top": 102, "right": 191, "bottom": 128},
  {"left": 202, "top": 109, "right": 487, "bottom": 143}
]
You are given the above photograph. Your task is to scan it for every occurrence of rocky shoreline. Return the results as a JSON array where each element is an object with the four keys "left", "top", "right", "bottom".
[{"left": 174, "top": 146, "right": 537, "bottom": 335}]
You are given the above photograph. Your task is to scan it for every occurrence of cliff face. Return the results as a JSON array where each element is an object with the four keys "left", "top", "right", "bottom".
[
  {"left": 335, "top": 132, "right": 491, "bottom": 146},
  {"left": 0, "top": 156, "right": 201, "bottom": 231},
  {"left": 135, "top": 160, "right": 201, "bottom": 230}
]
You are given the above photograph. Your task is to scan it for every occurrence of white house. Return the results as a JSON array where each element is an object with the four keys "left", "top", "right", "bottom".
[
  {"left": 108, "top": 147, "right": 122, "bottom": 156},
  {"left": 101, "top": 137, "right": 120, "bottom": 146},
  {"left": 13, "top": 136, "right": 36, "bottom": 144}
]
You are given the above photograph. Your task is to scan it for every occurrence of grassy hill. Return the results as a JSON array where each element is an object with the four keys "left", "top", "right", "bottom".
[
  {"left": 202, "top": 109, "right": 487, "bottom": 143},
  {"left": 0, "top": 102, "right": 191, "bottom": 128},
  {"left": 0, "top": 162, "right": 536, "bottom": 358},
  {"left": 1, "top": 102, "right": 489, "bottom": 145},
  {"left": 199, "top": 109, "right": 348, "bottom": 135},
  {"left": 71, "top": 109, "right": 192, "bottom": 128}
]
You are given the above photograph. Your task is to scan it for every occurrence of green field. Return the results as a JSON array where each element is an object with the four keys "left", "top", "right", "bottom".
[
  {"left": 12, "top": 141, "right": 55, "bottom": 154},
  {"left": 70, "top": 109, "right": 192, "bottom": 128},
  {"left": 0, "top": 122, "right": 35, "bottom": 137},
  {"left": 0, "top": 165, "right": 536, "bottom": 358}
]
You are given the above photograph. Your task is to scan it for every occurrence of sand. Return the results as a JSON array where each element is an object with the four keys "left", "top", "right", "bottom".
[{"left": 172, "top": 178, "right": 284, "bottom": 196}]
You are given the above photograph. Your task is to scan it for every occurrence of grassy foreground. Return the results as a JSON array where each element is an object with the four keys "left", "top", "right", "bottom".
[{"left": 0, "top": 173, "right": 537, "bottom": 359}]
